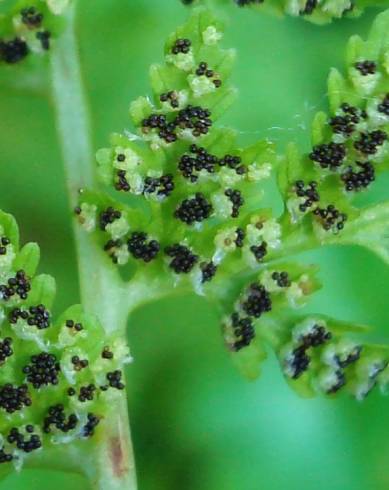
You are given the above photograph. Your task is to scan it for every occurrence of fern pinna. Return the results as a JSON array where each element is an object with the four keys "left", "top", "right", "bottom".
[
  {"left": 182, "top": 0, "right": 388, "bottom": 24},
  {"left": 76, "top": 8, "right": 389, "bottom": 399}
]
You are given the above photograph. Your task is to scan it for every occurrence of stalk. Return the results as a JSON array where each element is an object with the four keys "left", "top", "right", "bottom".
[{"left": 50, "top": 4, "right": 137, "bottom": 489}]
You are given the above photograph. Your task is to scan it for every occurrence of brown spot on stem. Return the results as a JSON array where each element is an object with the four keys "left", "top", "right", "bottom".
[{"left": 110, "top": 436, "right": 130, "bottom": 478}]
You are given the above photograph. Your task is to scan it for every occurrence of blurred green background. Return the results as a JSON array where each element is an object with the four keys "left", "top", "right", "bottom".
[{"left": 1, "top": 0, "right": 389, "bottom": 488}]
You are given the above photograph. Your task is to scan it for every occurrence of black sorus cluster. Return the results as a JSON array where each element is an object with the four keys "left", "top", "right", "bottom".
[
  {"left": 127, "top": 232, "right": 160, "bottom": 262},
  {"left": 9, "top": 304, "right": 51, "bottom": 329},
  {"left": 165, "top": 244, "right": 199, "bottom": 273},
  {"left": 287, "top": 324, "right": 332, "bottom": 379},
  {"left": 294, "top": 180, "right": 320, "bottom": 212},
  {"left": 178, "top": 145, "right": 245, "bottom": 182},
  {"left": 313, "top": 205, "right": 347, "bottom": 232},
  {"left": 174, "top": 193, "right": 213, "bottom": 225},
  {"left": 341, "top": 161, "right": 375, "bottom": 192},
  {"left": 241, "top": 282, "right": 272, "bottom": 319},
  {"left": 195, "top": 61, "right": 222, "bottom": 88},
  {"left": 142, "top": 105, "right": 213, "bottom": 142},
  {"left": 230, "top": 313, "right": 255, "bottom": 351}
]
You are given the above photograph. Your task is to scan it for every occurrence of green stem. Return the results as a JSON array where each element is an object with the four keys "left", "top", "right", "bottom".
[{"left": 50, "top": 4, "right": 137, "bottom": 489}]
